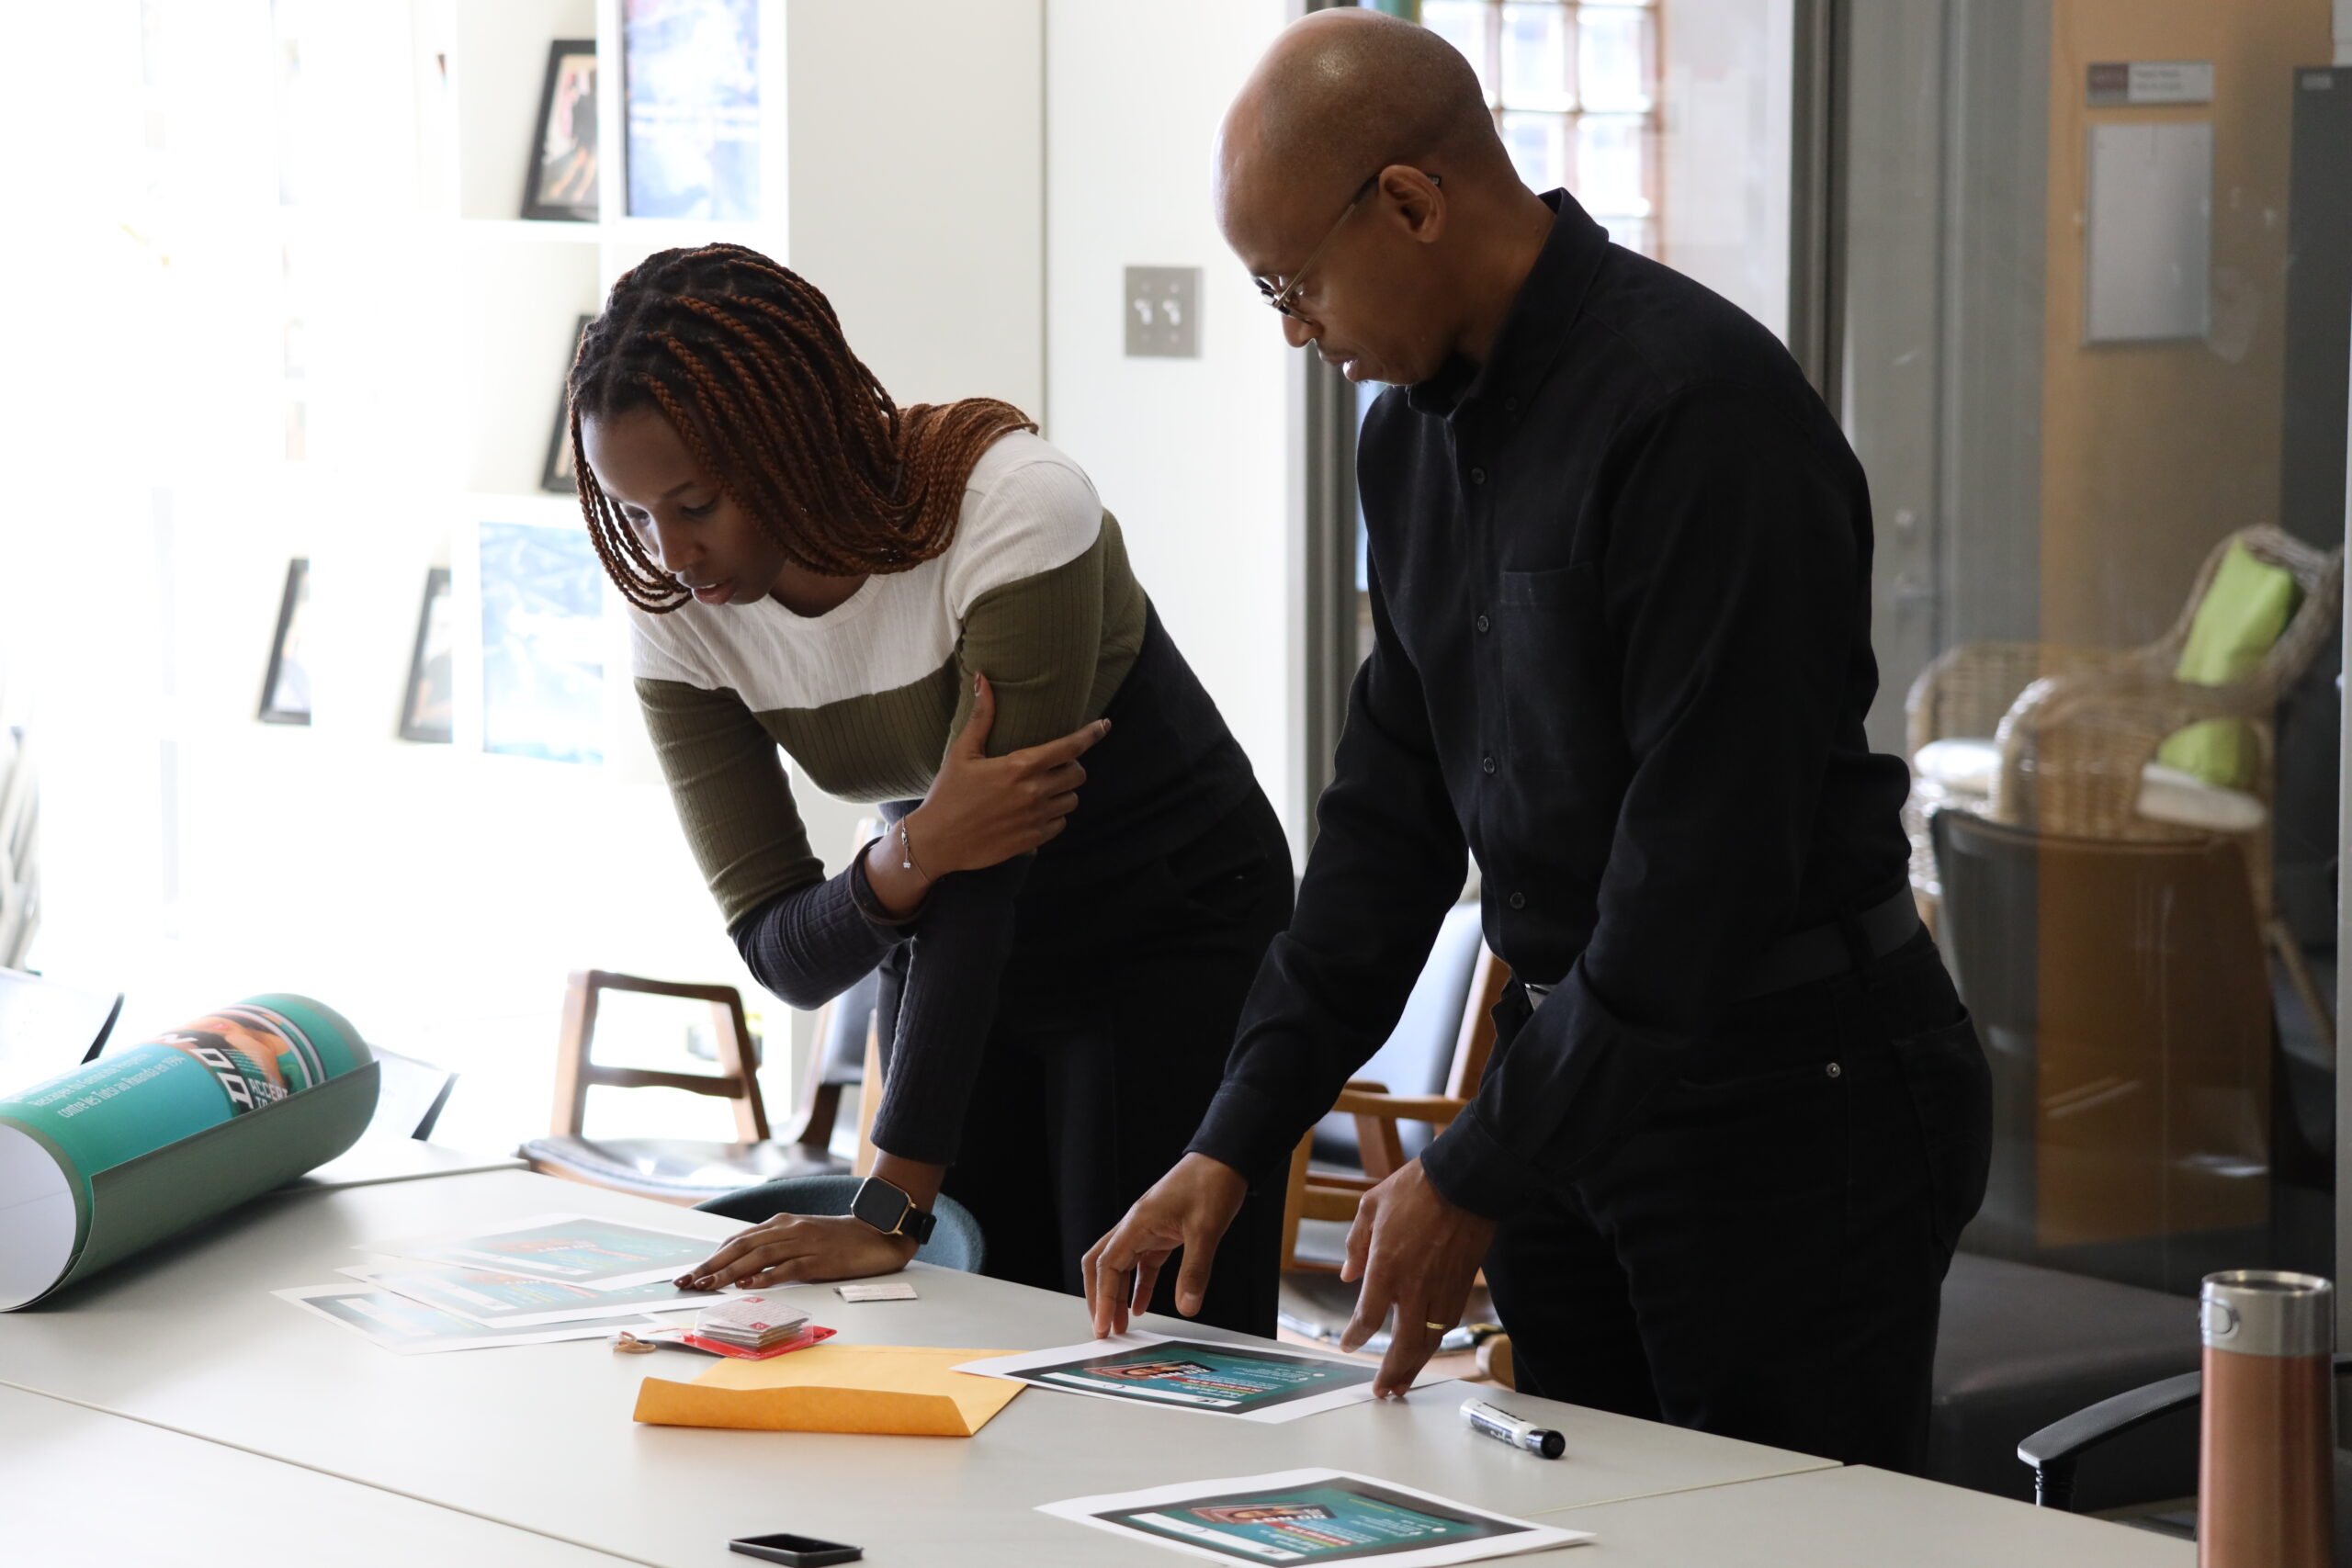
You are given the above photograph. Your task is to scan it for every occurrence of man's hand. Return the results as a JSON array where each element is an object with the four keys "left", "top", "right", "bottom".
[
  {"left": 1083, "top": 1153, "right": 1249, "bottom": 1337},
  {"left": 674, "top": 1213, "right": 918, "bottom": 1292},
  {"left": 1340, "top": 1158, "right": 1496, "bottom": 1398}
]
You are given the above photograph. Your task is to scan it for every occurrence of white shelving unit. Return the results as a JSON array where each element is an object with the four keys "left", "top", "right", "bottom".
[{"left": 54, "top": 0, "right": 1044, "bottom": 1155}]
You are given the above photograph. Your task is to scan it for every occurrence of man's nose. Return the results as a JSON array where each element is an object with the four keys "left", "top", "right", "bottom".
[{"left": 1282, "top": 312, "right": 1317, "bottom": 351}]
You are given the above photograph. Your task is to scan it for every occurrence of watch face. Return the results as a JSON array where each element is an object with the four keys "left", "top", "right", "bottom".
[{"left": 851, "top": 1179, "right": 909, "bottom": 1234}]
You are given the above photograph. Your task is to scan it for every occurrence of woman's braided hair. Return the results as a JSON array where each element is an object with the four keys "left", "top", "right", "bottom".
[{"left": 566, "top": 243, "right": 1036, "bottom": 612}]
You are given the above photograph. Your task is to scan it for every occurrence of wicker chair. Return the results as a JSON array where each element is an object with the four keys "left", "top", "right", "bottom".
[{"left": 1904, "top": 525, "right": 2343, "bottom": 1046}]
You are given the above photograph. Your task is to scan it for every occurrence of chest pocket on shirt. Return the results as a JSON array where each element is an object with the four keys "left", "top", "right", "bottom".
[{"left": 1496, "top": 563, "right": 1605, "bottom": 754}]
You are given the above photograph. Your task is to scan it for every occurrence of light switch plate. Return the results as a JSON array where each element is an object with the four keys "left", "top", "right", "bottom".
[{"left": 1125, "top": 266, "right": 1202, "bottom": 358}]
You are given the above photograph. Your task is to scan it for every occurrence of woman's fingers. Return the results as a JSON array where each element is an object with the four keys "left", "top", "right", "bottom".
[
  {"left": 676, "top": 1217, "right": 806, "bottom": 1289},
  {"left": 1017, "top": 718, "right": 1110, "bottom": 772},
  {"left": 954, "top": 673, "right": 997, "bottom": 759},
  {"left": 741, "top": 1254, "right": 821, "bottom": 1289},
  {"left": 703, "top": 1235, "right": 816, "bottom": 1291}
]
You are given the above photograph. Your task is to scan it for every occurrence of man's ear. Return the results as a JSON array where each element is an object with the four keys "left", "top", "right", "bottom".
[{"left": 1377, "top": 164, "right": 1448, "bottom": 246}]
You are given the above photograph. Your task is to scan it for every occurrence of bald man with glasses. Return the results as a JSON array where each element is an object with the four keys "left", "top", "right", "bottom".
[{"left": 1086, "top": 9, "right": 1991, "bottom": 1474}]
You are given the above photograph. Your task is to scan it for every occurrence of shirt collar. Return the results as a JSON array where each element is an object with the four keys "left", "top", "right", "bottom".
[{"left": 1404, "top": 188, "right": 1610, "bottom": 421}]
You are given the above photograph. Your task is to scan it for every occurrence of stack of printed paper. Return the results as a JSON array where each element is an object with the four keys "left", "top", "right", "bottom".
[{"left": 274, "top": 1212, "right": 732, "bottom": 1355}]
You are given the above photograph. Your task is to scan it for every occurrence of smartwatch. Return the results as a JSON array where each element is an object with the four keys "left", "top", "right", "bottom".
[{"left": 849, "top": 1176, "right": 937, "bottom": 1246}]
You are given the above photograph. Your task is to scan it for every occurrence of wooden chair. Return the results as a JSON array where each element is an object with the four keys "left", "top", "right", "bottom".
[
  {"left": 521, "top": 968, "right": 861, "bottom": 1205},
  {"left": 1279, "top": 919, "right": 1512, "bottom": 1275}
]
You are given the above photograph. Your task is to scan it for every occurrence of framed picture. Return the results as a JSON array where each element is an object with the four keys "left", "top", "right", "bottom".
[
  {"left": 624, "top": 0, "right": 760, "bottom": 221},
  {"left": 541, "top": 314, "right": 594, "bottom": 494},
  {"left": 258, "top": 558, "right": 312, "bottom": 726},
  {"left": 478, "top": 520, "right": 605, "bottom": 764},
  {"left": 399, "top": 568, "right": 454, "bottom": 743},
  {"left": 523, "top": 39, "right": 599, "bottom": 222}
]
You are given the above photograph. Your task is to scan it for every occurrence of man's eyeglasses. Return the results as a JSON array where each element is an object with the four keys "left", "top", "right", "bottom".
[{"left": 1253, "top": 171, "right": 1441, "bottom": 322}]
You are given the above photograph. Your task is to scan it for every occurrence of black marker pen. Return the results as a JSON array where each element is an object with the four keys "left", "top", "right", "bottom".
[{"left": 1462, "top": 1397, "right": 1566, "bottom": 1460}]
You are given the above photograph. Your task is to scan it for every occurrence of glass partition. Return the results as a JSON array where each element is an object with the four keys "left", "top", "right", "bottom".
[{"left": 1844, "top": 0, "right": 2344, "bottom": 1295}]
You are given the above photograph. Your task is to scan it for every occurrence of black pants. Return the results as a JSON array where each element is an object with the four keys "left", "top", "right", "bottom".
[
  {"left": 878, "top": 789, "right": 1294, "bottom": 1338},
  {"left": 1482, "top": 931, "right": 1991, "bottom": 1470}
]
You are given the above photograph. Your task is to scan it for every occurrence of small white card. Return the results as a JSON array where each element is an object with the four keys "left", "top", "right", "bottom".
[{"left": 836, "top": 1280, "right": 919, "bottom": 1302}]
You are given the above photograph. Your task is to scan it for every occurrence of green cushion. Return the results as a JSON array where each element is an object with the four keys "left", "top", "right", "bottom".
[{"left": 2154, "top": 541, "right": 2299, "bottom": 789}]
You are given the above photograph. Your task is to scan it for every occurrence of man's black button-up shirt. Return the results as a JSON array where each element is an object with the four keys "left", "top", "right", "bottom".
[{"left": 1189, "top": 191, "right": 1912, "bottom": 1217}]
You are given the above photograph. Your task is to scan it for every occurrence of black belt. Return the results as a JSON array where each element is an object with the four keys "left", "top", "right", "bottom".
[{"left": 1521, "top": 886, "right": 1923, "bottom": 1010}]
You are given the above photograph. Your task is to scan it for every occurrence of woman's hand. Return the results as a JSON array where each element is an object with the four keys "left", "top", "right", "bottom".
[
  {"left": 674, "top": 1213, "right": 917, "bottom": 1292},
  {"left": 865, "top": 673, "right": 1108, "bottom": 915}
]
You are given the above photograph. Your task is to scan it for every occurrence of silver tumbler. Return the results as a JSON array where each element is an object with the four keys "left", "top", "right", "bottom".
[{"left": 2199, "top": 1269, "right": 2334, "bottom": 1568}]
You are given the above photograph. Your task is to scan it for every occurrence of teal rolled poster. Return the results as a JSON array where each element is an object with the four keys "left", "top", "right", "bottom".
[{"left": 0, "top": 994, "right": 377, "bottom": 1309}]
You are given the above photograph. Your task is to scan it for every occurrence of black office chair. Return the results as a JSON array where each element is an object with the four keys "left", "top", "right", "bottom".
[{"left": 2018, "top": 1354, "right": 2352, "bottom": 1555}]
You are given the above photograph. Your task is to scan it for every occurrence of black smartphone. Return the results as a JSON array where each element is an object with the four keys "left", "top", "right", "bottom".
[{"left": 729, "top": 1533, "right": 863, "bottom": 1566}]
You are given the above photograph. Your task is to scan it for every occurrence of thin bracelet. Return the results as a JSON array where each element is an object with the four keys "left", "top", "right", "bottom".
[{"left": 898, "top": 819, "right": 929, "bottom": 881}]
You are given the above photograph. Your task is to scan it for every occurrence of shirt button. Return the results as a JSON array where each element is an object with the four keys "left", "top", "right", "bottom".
[
  {"left": 1481, "top": 754, "right": 1497, "bottom": 775},
  {"left": 1475, "top": 614, "right": 1491, "bottom": 634},
  {"left": 1504, "top": 397, "right": 1519, "bottom": 412},
  {"left": 1469, "top": 468, "right": 1487, "bottom": 485},
  {"left": 1509, "top": 892, "right": 1527, "bottom": 910}
]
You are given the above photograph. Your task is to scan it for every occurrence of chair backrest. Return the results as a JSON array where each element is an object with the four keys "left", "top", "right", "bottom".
[
  {"left": 782, "top": 967, "right": 876, "bottom": 1161},
  {"left": 711, "top": 1172, "right": 984, "bottom": 1272},
  {"left": 550, "top": 969, "right": 769, "bottom": 1143},
  {"left": 367, "top": 1047, "right": 458, "bottom": 1142},
  {"left": 0, "top": 966, "right": 120, "bottom": 1085},
  {"left": 815, "top": 969, "right": 876, "bottom": 1088},
  {"left": 1930, "top": 809, "right": 2272, "bottom": 1280},
  {"left": 1312, "top": 903, "right": 1493, "bottom": 1165},
  {"left": 2151, "top": 525, "right": 2343, "bottom": 694},
  {"left": 0, "top": 707, "right": 37, "bottom": 971}
]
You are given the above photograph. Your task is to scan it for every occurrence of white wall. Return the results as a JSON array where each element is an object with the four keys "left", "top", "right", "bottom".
[
  {"left": 1044, "top": 0, "right": 1305, "bottom": 852},
  {"left": 787, "top": 0, "right": 1044, "bottom": 414}
]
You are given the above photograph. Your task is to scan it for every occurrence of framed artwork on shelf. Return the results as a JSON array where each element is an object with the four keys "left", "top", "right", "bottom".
[
  {"left": 399, "top": 568, "right": 454, "bottom": 744},
  {"left": 624, "top": 0, "right": 760, "bottom": 220},
  {"left": 258, "top": 558, "right": 312, "bottom": 726},
  {"left": 523, "top": 39, "right": 599, "bottom": 222},
  {"left": 541, "top": 314, "right": 594, "bottom": 494},
  {"left": 478, "top": 521, "right": 605, "bottom": 765}
]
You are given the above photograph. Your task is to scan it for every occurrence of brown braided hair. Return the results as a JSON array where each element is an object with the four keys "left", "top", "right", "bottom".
[{"left": 566, "top": 243, "right": 1036, "bottom": 612}]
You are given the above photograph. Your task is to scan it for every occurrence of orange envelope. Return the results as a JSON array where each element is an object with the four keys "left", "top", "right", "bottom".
[{"left": 633, "top": 1344, "right": 1023, "bottom": 1437}]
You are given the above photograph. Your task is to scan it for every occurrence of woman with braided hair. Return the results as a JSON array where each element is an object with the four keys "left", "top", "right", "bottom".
[{"left": 568, "top": 243, "right": 1287, "bottom": 1333}]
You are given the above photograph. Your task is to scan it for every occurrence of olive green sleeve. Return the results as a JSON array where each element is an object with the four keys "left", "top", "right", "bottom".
[
  {"left": 947, "top": 512, "right": 1148, "bottom": 758},
  {"left": 636, "top": 676, "right": 824, "bottom": 929}
]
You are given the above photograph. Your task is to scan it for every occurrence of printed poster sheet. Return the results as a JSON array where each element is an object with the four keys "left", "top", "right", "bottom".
[
  {"left": 339, "top": 1259, "right": 722, "bottom": 1327},
  {"left": 360, "top": 1212, "right": 718, "bottom": 1290},
  {"left": 956, "top": 1333, "right": 1388, "bottom": 1423},
  {"left": 1039, "top": 1469, "right": 1590, "bottom": 1565},
  {"left": 277, "top": 1282, "right": 676, "bottom": 1356}
]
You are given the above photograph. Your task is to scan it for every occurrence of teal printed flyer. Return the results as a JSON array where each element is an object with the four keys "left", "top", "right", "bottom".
[
  {"left": 1039, "top": 1470, "right": 1589, "bottom": 1565},
  {"left": 275, "top": 1282, "right": 675, "bottom": 1356},
  {"left": 958, "top": 1334, "right": 1386, "bottom": 1423},
  {"left": 365, "top": 1212, "right": 717, "bottom": 1288},
  {"left": 339, "top": 1260, "right": 718, "bottom": 1327}
]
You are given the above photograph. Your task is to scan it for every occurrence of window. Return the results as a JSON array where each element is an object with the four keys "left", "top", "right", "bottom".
[
  {"left": 1422, "top": 1, "right": 1661, "bottom": 257},
  {"left": 1300, "top": 1, "right": 1801, "bottom": 840}
]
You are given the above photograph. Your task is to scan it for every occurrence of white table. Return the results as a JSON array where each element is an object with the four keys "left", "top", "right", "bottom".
[
  {"left": 1545, "top": 1463, "right": 2193, "bottom": 1565},
  {"left": 1, "top": 1383, "right": 644, "bottom": 1568},
  {"left": 286, "top": 1134, "right": 526, "bottom": 1190},
  {"left": 0, "top": 1169, "right": 1834, "bottom": 1566}
]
